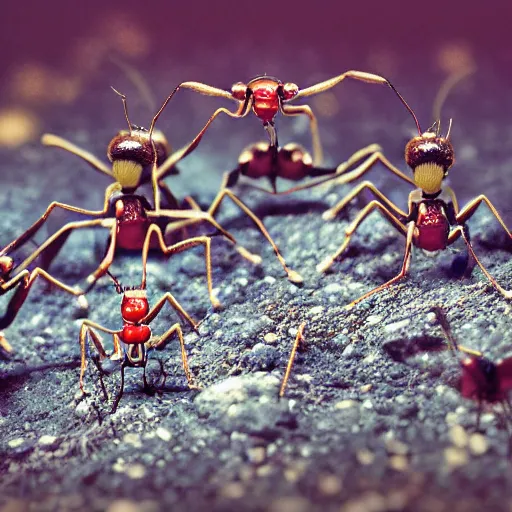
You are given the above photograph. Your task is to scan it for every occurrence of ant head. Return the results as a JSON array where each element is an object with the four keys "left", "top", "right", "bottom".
[
  {"left": 404, "top": 122, "right": 455, "bottom": 195},
  {"left": 0, "top": 256, "right": 14, "bottom": 277},
  {"left": 108, "top": 88, "right": 158, "bottom": 191}
]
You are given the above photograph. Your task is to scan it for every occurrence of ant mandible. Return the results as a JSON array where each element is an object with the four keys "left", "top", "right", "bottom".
[
  {"left": 79, "top": 272, "right": 199, "bottom": 413},
  {"left": 317, "top": 85, "right": 512, "bottom": 308}
]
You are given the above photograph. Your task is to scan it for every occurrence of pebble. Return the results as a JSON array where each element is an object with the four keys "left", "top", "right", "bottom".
[
  {"left": 268, "top": 496, "right": 311, "bottom": 512},
  {"left": 341, "top": 491, "right": 387, "bottom": 512},
  {"left": 468, "top": 433, "right": 488, "bottom": 455},
  {"left": 123, "top": 433, "right": 142, "bottom": 448},
  {"left": 360, "top": 384, "right": 372, "bottom": 393},
  {"left": 317, "top": 473, "right": 342, "bottom": 495},
  {"left": 388, "top": 455, "right": 408, "bottom": 471},
  {"left": 383, "top": 318, "right": 411, "bottom": 333},
  {"left": 357, "top": 449, "right": 375, "bottom": 465},
  {"left": 220, "top": 482, "right": 245, "bottom": 499},
  {"left": 366, "top": 315, "right": 382, "bottom": 326},
  {"left": 264, "top": 332, "right": 278, "bottom": 343},
  {"left": 385, "top": 438, "right": 409, "bottom": 456},
  {"left": 155, "top": 427, "right": 172, "bottom": 442},
  {"left": 444, "top": 446, "right": 469, "bottom": 468},
  {"left": 75, "top": 401, "right": 90, "bottom": 418},
  {"left": 246, "top": 446, "right": 266, "bottom": 464},
  {"left": 449, "top": 425, "right": 468, "bottom": 448},
  {"left": 334, "top": 400, "right": 357, "bottom": 410},
  {"left": 324, "top": 282, "right": 344, "bottom": 295},
  {"left": 106, "top": 500, "right": 144, "bottom": 512},
  {"left": 125, "top": 463, "right": 146, "bottom": 480},
  {"left": 308, "top": 306, "right": 324, "bottom": 316},
  {"left": 8, "top": 438, "right": 25, "bottom": 449},
  {"left": 38, "top": 435, "right": 59, "bottom": 451}
]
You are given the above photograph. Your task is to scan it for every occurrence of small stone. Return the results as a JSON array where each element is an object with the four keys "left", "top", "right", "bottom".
[
  {"left": 469, "top": 433, "right": 488, "bottom": 455},
  {"left": 125, "top": 463, "right": 146, "bottom": 480},
  {"left": 383, "top": 318, "right": 410, "bottom": 333},
  {"left": 385, "top": 438, "right": 409, "bottom": 456},
  {"left": 449, "top": 425, "right": 468, "bottom": 448},
  {"left": 264, "top": 332, "right": 278, "bottom": 343},
  {"left": 0, "top": 499, "right": 30, "bottom": 512},
  {"left": 75, "top": 401, "right": 90, "bottom": 418},
  {"left": 341, "top": 491, "right": 387, "bottom": 512},
  {"left": 388, "top": 455, "right": 408, "bottom": 471},
  {"left": 123, "top": 433, "right": 142, "bottom": 448},
  {"left": 308, "top": 306, "right": 324, "bottom": 316},
  {"left": 362, "top": 400, "right": 373, "bottom": 410},
  {"left": 8, "top": 438, "right": 25, "bottom": 449},
  {"left": 334, "top": 400, "right": 357, "bottom": 410},
  {"left": 268, "top": 496, "right": 310, "bottom": 512},
  {"left": 155, "top": 427, "right": 172, "bottom": 442},
  {"left": 324, "top": 282, "right": 344, "bottom": 294},
  {"left": 247, "top": 447, "right": 266, "bottom": 465},
  {"left": 38, "top": 435, "right": 59, "bottom": 451},
  {"left": 444, "top": 446, "right": 469, "bottom": 468},
  {"left": 317, "top": 473, "right": 342, "bottom": 496},
  {"left": 357, "top": 449, "right": 375, "bottom": 465},
  {"left": 256, "top": 464, "right": 273, "bottom": 477},
  {"left": 366, "top": 315, "right": 382, "bottom": 326},
  {"left": 220, "top": 482, "right": 245, "bottom": 499},
  {"left": 106, "top": 500, "right": 143, "bottom": 512},
  {"left": 360, "top": 384, "right": 372, "bottom": 393}
]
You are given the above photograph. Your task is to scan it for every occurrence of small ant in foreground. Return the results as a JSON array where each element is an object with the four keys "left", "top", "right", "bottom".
[
  {"left": 318, "top": 87, "right": 512, "bottom": 308},
  {"left": 79, "top": 272, "right": 198, "bottom": 413},
  {"left": 433, "top": 307, "right": 512, "bottom": 442}
]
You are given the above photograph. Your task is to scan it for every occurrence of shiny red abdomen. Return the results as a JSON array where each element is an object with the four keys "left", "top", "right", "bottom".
[
  {"left": 121, "top": 296, "right": 149, "bottom": 323},
  {"left": 414, "top": 201, "right": 450, "bottom": 252},
  {"left": 250, "top": 79, "right": 281, "bottom": 123},
  {"left": 120, "top": 324, "right": 152, "bottom": 344},
  {"left": 117, "top": 219, "right": 151, "bottom": 250},
  {"left": 460, "top": 357, "right": 503, "bottom": 403}
]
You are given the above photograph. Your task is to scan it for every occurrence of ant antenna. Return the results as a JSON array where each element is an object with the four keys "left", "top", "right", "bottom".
[
  {"left": 425, "top": 120, "right": 439, "bottom": 135},
  {"left": 431, "top": 306, "right": 459, "bottom": 354},
  {"left": 111, "top": 87, "right": 132, "bottom": 135},
  {"left": 148, "top": 85, "right": 181, "bottom": 138},
  {"left": 107, "top": 270, "right": 124, "bottom": 294},
  {"left": 446, "top": 118, "right": 453, "bottom": 140},
  {"left": 385, "top": 80, "right": 422, "bottom": 135}
]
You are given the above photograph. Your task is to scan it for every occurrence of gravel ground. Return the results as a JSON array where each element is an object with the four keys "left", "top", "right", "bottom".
[{"left": 1, "top": 23, "right": 512, "bottom": 512}]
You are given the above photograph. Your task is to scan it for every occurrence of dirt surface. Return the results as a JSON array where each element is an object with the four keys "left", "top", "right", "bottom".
[{"left": 1, "top": 6, "right": 512, "bottom": 511}]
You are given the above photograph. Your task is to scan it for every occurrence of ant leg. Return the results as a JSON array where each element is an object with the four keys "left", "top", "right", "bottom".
[
  {"left": 293, "top": 71, "right": 389, "bottom": 100},
  {"left": 345, "top": 221, "right": 415, "bottom": 309},
  {"left": 205, "top": 189, "right": 303, "bottom": 284},
  {"left": 317, "top": 199, "right": 408, "bottom": 273},
  {"left": 141, "top": 224, "right": 220, "bottom": 310},
  {"left": 154, "top": 102, "right": 252, "bottom": 183},
  {"left": 0, "top": 182, "right": 118, "bottom": 258},
  {"left": 279, "top": 322, "right": 307, "bottom": 398},
  {"left": 281, "top": 103, "right": 322, "bottom": 165},
  {"left": 79, "top": 321, "right": 120, "bottom": 396},
  {"left": 456, "top": 195, "right": 512, "bottom": 239},
  {"left": 0, "top": 268, "right": 88, "bottom": 330},
  {"left": 41, "top": 134, "right": 113, "bottom": 178},
  {"left": 111, "top": 363, "right": 126, "bottom": 414},
  {"left": 141, "top": 288, "right": 198, "bottom": 332},
  {"left": 12, "top": 218, "right": 110, "bottom": 275},
  {"left": 147, "top": 323, "right": 198, "bottom": 388},
  {"left": 455, "top": 225, "right": 512, "bottom": 299},
  {"left": 0, "top": 333, "right": 13, "bottom": 358},
  {"left": 323, "top": 181, "right": 408, "bottom": 221}
]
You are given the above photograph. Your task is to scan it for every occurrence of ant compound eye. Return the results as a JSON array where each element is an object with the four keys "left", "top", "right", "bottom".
[
  {"left": 107, "top": 133, "right": 155, "bottom": 167},
  {"left": 231, "top": 82, "right": 248, "bottom": 101},
  {"left": 0, "top": 256, "right": 14, "bottom": 275},
  {"left": 405, "top": 136, "right": 454, "bottom": 173},
  {"left": 281, "top": 83, "right": 299, "bottom": 101}
]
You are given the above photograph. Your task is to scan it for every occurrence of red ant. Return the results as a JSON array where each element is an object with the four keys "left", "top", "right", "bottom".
[
  {"left": 317, "top": 85, "right": 512, "bottom": 307},
  {"left": 434, "top": 307, "right": 512, "bottom": 440},
  {"left": 153, "top": 71, "right": 419, "bottom": 174},
  {"left": 0, "top": 88, "right": 272, "bottom": 326},
  {"left": 79, "top": 272, "right": 198, "bottom": 412}
]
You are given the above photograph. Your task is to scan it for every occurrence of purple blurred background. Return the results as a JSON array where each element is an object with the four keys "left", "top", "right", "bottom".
[{"left": 0, "top": 0, "right": 511, "bottom": 216}]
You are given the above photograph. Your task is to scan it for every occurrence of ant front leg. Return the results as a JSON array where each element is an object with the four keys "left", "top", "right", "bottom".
[
  {"left": 141, "top": 224, "right": 221, "bottom": 310},
  {"left": 147, "top": 323, "right": 198, "bottom": 389},
  {"left": 0, "top": 268, "right": 87, "bottom": 330},
  {"left": 78, "top": 320, "right": 121, "bottom": 397},
  {"left": 206, "top": 189, "right": 303, "bottom": 284},
  {"left": 323, "top": 181, "right": 408, "bottom": 221},
  {"left": 281, "top": 104, "right": 322, "bottom": 166},
  {"left": 317, "top": 199, "right": 409, "bottom": 273}
]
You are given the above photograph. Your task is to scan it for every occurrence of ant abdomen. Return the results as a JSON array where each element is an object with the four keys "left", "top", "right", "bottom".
[{"left": 276, "top": 143, "right": 313, "bottom": 181}]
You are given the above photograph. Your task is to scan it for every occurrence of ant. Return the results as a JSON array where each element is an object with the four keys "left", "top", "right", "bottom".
[
  {"left": 79, "top": 272, "right": 199, "bottom": 413},
  {"left": 153, "top": 71, "right": 420, "bottom": 174},
  {"left": 0, "top": 88, "right": 268, "bottom": 322},
  {"left": 433, "top": 307, "right": 512, "bottom": 443},
  {"left": 317, "top": 85, "right": 512, "bottom": 308}
]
